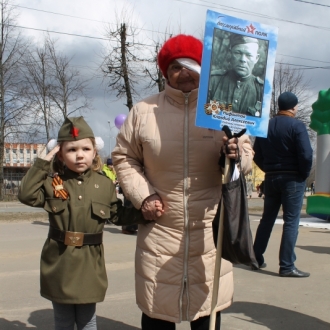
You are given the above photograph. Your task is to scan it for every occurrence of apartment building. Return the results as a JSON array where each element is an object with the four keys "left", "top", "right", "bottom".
[{"left": 3, "top": 143, "right": 47, "bottom": 186}]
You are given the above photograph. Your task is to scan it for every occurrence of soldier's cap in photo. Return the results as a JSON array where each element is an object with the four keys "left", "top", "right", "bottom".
[
  {"left": 229, "top": 34, "right": 259, "bottom": 48},
  {"left": 57, "top": 116, "right": 95, "bottom": 142}
]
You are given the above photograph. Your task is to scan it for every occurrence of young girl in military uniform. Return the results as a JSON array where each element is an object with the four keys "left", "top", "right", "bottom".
[{"left": 18, "top": 117, "right": 153, "bottom": 330}]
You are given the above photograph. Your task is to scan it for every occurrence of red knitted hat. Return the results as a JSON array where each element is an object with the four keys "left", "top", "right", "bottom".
[{"left": 158, "top": 34, "right": 203, "bottom": 78}]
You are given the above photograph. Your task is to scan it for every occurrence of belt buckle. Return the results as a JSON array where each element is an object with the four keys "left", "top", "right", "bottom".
[{"left": 64, "top": 231, "right": 84, "bottom": 247}]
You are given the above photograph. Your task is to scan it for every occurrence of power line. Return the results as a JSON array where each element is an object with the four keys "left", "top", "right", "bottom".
[
  {"left": 294, "top": 0, "right": 330, "bottom": 8},
  {"left": 8, "top": 24, "right": 155, "bottom": 47},
  {"left": 10, "top": 24, "right": 330, "bottom": 71},
  {"left": 275, "top": 62, "right": 330, "bottom": 70},
  {"left": 16, "top": 1, "right": 330, "bottom": 35},
  {"left": 13, "top": 5, "right": 107, "bottom": 23},
  {"left": 13, "top": 2, "right": 330, "bottom": 43},
  {"left": 9, "top": 4, "right": 330, "bottom": 70},
  {"left": 13, "top": 4, "right": 169, "bottom": 36},
  {"left": 174, "top": 0, "right": 330, "bottom": 32},
  {"left": 277, "top": 53, "right": 330, "bottom": 64},
  {"left": 9, "top": 24, "right": 109, "bottom": 41}
]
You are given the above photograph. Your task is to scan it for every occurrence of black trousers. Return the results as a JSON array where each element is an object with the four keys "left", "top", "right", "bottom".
[{"left": 141, "top": 312, "right": 221, "bottom": 330}]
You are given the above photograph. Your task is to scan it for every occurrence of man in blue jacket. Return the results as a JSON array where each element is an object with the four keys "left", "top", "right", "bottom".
[{"left": 253, "top": 92, "right": 313, "bottom": 277}]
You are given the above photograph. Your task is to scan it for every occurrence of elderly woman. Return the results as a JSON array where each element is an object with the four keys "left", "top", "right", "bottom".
[{"left": 112, "top": 34, "right": 253, "bottom": 330}]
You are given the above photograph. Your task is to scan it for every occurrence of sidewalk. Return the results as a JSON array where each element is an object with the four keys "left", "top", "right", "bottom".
[
  {"left": 217, "top": 216, "right": 330, "bottom": 329},
  {"left": 0, "top": 201, "right": 22, "bottom": 208},
  {"left": 0, "top": 209, "right": 329, "bottom": 329}
]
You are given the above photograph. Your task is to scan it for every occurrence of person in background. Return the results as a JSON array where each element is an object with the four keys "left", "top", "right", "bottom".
[
  {"left": 253, "top": 92, "right": 313, "bottom": 277},
  {"left": 102, "top": 158, "right": 118, "bottom": 185},
  {"left": 258, "top": 181, "right": 264, "bottom": 198},
  {"left": 103, "top": 158, "right": 119, "bottom": 222},
  {"left": 121, "top": 194, "right": 138, "bottom": 235},
  {"left": 112, "top": 34, "right": 253, "bottom": 330},
  {"left": 246, "top": 179, "right": 253, "bottom": 199}
]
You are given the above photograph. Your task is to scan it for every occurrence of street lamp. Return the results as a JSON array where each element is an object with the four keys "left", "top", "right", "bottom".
[{"left": 107, "top": 121, "right": 117, "bottom": 157}]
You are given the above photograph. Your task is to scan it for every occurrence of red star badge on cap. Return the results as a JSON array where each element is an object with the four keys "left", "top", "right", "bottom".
[{"left": 71, "top": 127, "right": 79, "bottom": 138}]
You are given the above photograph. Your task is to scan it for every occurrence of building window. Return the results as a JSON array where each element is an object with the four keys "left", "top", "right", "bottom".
[{"left": 20, "top": 149, "right": 23, "bottom": 154}]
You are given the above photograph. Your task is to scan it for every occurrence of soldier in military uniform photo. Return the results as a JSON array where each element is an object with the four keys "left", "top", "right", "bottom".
[{"left": 208, "top": 33, "right": 266, "bottom": 117}]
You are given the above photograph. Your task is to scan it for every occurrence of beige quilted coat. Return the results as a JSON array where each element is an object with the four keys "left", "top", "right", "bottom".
[{"left": 112, "top": 84, "right": 253, "bottom": 323}]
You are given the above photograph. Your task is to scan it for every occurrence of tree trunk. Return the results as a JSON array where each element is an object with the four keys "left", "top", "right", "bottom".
[{"left": 120, "top": 24, "right": 133, "bottom": 110}]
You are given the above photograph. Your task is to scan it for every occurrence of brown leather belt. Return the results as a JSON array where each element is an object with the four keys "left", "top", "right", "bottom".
[{"left": 48, "top": 226, "right": 103, "bottom": 247}]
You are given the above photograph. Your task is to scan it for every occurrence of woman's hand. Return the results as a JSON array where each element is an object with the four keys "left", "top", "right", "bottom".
[
  {"left": 141, "top": 194, "right": 165, "bottom": 220},
  {"left": 222, "top": 136, "right": 239, "bottom": 161},
  {"left": 42, "top": 145, "right": 60, "bottom": 162}
]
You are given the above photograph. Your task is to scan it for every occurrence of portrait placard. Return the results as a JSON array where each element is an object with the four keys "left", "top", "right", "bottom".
[{"left": 196, "top": 10, "right": 278, "bottom": 137}]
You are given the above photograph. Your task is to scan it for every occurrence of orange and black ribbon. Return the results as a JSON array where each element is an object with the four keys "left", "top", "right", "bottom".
[{"left": 52, "top": 174, "right": 69, "bottom": 200}]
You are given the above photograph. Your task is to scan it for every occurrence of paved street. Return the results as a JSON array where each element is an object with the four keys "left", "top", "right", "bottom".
[
  {"left": 0, "top": 202, "right": 45, "bottom": 213},
  {"left": 1, "top": 200, "right": 330, "bottom": 329}
]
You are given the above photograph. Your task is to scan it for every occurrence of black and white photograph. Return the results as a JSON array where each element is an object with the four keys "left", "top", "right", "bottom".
[{"left": 207, "top": 29, "right": 269, "bottom": 117}]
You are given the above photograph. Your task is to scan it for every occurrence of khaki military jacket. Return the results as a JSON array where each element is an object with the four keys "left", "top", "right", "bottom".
[
  {"left": 208, "top": 70, "right": 263, "bottom": 116},
  {"left": 18, "top": 158, "right": 143, "bottom": 304}
]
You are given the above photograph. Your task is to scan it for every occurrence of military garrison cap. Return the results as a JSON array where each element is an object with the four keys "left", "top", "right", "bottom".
[
  {"left": 229, "top": 34, "right": 259, "bottom": 48},
  {"left": 57, "top": 116, "right": 94, "bottom": 142}
]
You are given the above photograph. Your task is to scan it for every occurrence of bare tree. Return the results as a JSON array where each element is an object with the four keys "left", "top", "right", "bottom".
[
  {"left": 47, "top": 37, "right": 92, "bottom": 119},
  {"left": 101, "top": 14, "right": 146, "bottom": 111},
  {"left": 144, "top": 42, "right": 165, "bottom": 93},
  {"left": 143, "top": 27, "right": 179, "bottom": 93},
  {"left": 21, "top": 38, "right": 55, "bottom": 142},
  {"left": 21, "top": 35, "right": 93, "bottom": 143},
  {"left": 0, "top": 0, "right": 31, "bottom": 199},
  {"left": 271, "top": 63, "right": 313, "bottom": 124}
]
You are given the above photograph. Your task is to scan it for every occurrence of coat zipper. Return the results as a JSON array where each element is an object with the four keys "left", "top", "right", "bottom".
[{"left": 179, "top": 93, "right": 191, "bottom": 322}]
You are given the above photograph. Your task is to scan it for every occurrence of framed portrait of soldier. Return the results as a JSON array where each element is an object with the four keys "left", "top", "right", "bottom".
[{"left": 196, "top": 10, "right": 278, "bottom": 137}]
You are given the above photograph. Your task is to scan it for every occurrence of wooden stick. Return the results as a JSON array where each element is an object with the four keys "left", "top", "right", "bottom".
[{"left": 209, "top": 157, "right": 230, "bottom": 330}]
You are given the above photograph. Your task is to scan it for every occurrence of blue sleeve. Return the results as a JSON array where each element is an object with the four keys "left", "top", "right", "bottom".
[
  {"left": 295, "top": 122, "right": 313, "bottom": 180},
  {"left": 253, "top": 137, "right": 265, "bottom": 171}
]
